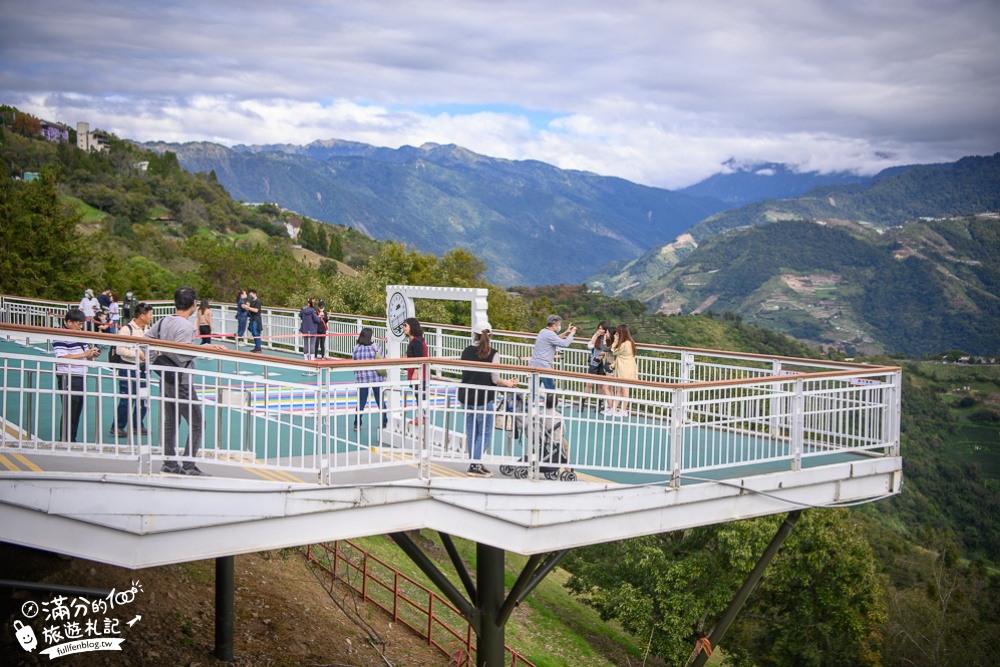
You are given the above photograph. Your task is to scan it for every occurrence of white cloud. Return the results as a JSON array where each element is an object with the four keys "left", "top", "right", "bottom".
[{"left": 1, "top": 0, "right": 998, "bottom": 189}]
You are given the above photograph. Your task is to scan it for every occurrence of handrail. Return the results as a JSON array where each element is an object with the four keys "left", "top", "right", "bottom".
[
  {"left": 303, "top": 541, "right": 536, "bottom": 667},
  {"left": 0, "top": 298, "right": 902, "bottom": 484}
]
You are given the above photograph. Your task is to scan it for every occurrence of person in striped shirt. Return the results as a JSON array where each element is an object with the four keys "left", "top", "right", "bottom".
[{"left": 53, "top": 308, "right": 101, "bottom": 442}]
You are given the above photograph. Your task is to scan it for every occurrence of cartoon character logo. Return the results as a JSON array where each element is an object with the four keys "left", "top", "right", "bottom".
[{"left": 14, "top": 620, "right": 37, "bottom": 652}]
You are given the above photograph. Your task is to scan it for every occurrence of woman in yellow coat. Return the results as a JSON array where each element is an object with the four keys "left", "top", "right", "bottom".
[{"left": 605, "top": 324, "right": 637, "bottom": 417}]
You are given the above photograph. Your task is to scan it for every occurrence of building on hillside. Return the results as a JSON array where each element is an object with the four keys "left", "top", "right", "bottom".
[
  {"left": 39, "top": 120, "right": 70, "bottom": 143},
  {"left": 76, "top": 121, "right": 110, "bottom": 152},
  {"left": 285, "top": 217, "right": 302, "bottom": 240}
]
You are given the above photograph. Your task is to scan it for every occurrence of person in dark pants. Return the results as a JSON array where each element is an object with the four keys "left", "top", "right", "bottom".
[
  {"left": 245, "top": 289, "right": 263, "bottom": 353},
  {"left": 315, "top": 300, "right": 329, "bottom": 359},
  {"left": 111, "top": 303, "right": 153, "bottom": 437},
  {"left": 146, "top": 287, "right": 227, "bottom": 475},
  {"left": 235, "top": 289, "right": 249, "bottom": 346},
  {"left": 196, "top": 298, "right": 213, "bottom": 344},
  {"left": 53, "top": 308, "right": 101, "bottom": 442}
]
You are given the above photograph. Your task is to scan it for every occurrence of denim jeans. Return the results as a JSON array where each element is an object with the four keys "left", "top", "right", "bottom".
[
  {"left": 115, "top": 370, "right": 148, "bottom": 431},
  {"left": 355, "top": 386, "right": 387, "bottom": 427},
  {"left": 465, "top": 400, "right": 495, "bottom": 461},
  {"left": 237, "top": 316, "right": 248, "bottom": 339},
  {"left": 249, "top": 320, "right": 262, "bottom": 351}
]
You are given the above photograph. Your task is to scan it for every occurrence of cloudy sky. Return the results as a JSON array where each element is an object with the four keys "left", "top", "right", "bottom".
[{"left": 1, "top": 0, "right": 998, "bottom": 189}]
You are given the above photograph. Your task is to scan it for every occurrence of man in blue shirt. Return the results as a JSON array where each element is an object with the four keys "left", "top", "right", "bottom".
[{"left": 528, "top": 314, "right": 576, "bottom": 390}]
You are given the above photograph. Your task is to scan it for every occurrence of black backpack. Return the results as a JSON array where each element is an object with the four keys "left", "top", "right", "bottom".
[{"left": 108, "top": 324, "right": 134, "bottom": 364}]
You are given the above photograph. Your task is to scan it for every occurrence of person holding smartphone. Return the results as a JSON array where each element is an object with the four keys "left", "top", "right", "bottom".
[{"left": 528, "top": 314, "right": 576, "bottom": 391}]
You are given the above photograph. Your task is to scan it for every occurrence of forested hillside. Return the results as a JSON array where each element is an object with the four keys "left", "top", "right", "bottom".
[
  {"left": 591, "top": 153, "right": 1000, "bottom": 355},
  {"left": 143, "top": 138, "right": 729, "bottom": 286},
  {"left": 593, "top": 217, "right": 1000, "bottom": 356},
  {"left": 686, "top": 154, "right": 1000, "bottom": 240}
]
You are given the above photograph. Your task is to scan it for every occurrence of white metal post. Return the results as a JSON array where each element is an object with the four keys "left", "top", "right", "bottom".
[
  {"left": 670, "top": 388, "right": 684, "bottom": 488},
  {"left": 792, "top": 378, "right": 805, "bottom": 471}
]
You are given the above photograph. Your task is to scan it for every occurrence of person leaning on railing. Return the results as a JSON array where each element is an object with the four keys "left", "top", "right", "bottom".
[{"left": 53, "top": 308, "right": 101, "bottom": 442}]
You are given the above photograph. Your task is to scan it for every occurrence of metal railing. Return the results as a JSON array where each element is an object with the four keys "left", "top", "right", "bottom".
[
  {"left": 304, "top": 541, "right": 535, "bottom": 667},
  {"left": 0, "top": 294, "right": 901, "bottom": 485}
]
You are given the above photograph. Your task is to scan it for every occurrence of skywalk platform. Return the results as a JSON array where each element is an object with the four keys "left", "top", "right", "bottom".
[{"left": 0, "top": 304, "right": 902, "bottom": 569}]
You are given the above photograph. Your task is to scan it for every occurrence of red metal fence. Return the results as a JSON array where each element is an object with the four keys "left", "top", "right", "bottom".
[{"left": 303, "top": 541, "right": 536, "bottom": 667}]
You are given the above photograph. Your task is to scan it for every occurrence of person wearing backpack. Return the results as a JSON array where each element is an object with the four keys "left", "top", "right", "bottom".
[
  {"left": 146, "top": 287, "right": 227, "bottom": 475},
  {"left": 122, "top": 289, "right": 138, "bottom": 321},
  {"left": 110, "top": 303, "right": 153, "bottom": 438}
]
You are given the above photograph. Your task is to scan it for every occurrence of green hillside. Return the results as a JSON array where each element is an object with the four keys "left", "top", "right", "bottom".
[
  {"left": 590, "top": 154, "right": 1000, "bottom": 355},
  {"left": 686, "top": 154, "right": 1000, "bottom": 240},
  {"left": 144, "top": 139, "right": 729, "bottom": 286},
  {"left": 604, "top": 217, "right": 1000, "bottom": 356}
]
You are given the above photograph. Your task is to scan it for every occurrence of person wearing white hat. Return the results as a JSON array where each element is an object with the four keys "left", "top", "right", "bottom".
[
  {"left": 458, "top": 322, "right": 517, "bottom": 477},
  {"left": 78, "top": 289, "right": 100, "bottom": 331}
]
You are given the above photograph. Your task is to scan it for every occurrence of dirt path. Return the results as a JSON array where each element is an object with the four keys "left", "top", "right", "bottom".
[{"left": 1, "top": 543, "right": 448, "bottom": 666}]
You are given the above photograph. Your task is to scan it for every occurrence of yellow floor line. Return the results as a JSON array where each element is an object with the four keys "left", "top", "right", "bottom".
[
  {"left": 0, "top": 454, "right": 21, "bottom": 471},
  {"left": 243, "top": 467, "right": 288, "bottom": 482},
  {"left": 12, "top": 453, "right": 42, "bottom": 472},
  {"left": 264, "top": 468, "right": 305, "bottom": 483}
]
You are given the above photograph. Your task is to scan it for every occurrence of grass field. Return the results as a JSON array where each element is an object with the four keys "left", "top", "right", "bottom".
[
  {"left": 950, "top": 422, "right": 1000, "bottom": 478},
  {"left": 348, "top": 533, "right": 653, "bottom": 667}
]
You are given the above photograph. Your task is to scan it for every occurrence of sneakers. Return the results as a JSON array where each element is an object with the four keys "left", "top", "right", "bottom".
[
  {"left": 109, "top": 428, "right": 128, "bottom": 438},
  {"left": 250, "top": 349, "right": 263, "bottom": 354},
  {"left": 133, "top": 427, "right": 149, "bottom": 436},
  {"left": 467, "top": 463, "right": 493, "bottom": 477},
  {"left": 160, "top": 462, "right": 210, "bottom": 476}
]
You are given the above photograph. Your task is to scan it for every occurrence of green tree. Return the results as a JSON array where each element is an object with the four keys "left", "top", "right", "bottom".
[
  {"left": 0, "top": 166, "right": 92, "bottom": 298},
  {"left": 565, "top": 510, "right": 885, "bottom": 667}
]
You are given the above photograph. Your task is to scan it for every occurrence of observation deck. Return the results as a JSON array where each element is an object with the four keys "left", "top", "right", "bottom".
[{"left": 0, "top": 295, "right": 902, "bottom": 569}]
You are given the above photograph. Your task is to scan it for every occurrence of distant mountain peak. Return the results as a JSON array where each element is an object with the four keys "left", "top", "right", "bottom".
[{"left": 681, "top": 159, "right": 873, "bottom": 206}]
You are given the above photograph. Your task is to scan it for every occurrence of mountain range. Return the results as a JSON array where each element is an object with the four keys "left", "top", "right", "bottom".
[
  {"left": 143, "top": 139, "right": 728, "bottom": 286},
  {"left": 676, "top": 158, "right": 879, "bottom": 205},
  {"left": 588, "top": 154, "right": 1000, "bottom": 355}
]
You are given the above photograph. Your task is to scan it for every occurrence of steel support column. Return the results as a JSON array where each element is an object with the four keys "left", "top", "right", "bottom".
[
  {"left": 215, "top": 555, "right": 235, "bottom": 662},
  {"left": 476, "top": 542, "right": 505, "bottom": 667},
  {"left": 691, "top": 510, "right": 802, "bottom": 667}
]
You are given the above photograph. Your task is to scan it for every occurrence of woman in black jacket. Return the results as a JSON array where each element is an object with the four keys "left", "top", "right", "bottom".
[{"left": 458, "top": 323, "right": 517, "bottom": 477}]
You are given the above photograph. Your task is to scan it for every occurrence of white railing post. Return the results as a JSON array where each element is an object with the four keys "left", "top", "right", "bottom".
[
  {"left": 792, "top": 378, "right": 805, "bottom": 471},
  {"left": 137, "top": 344, "right": 153, "bottom": 475},
  {"left": 681, "top": 351, "right": 696, "bottom": 383},
  {"left": 670, "top": 388, "right": 684, "bottom": 488},
  {"left": 887, "top": 370, "right": 901, "bottom": 456}
]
